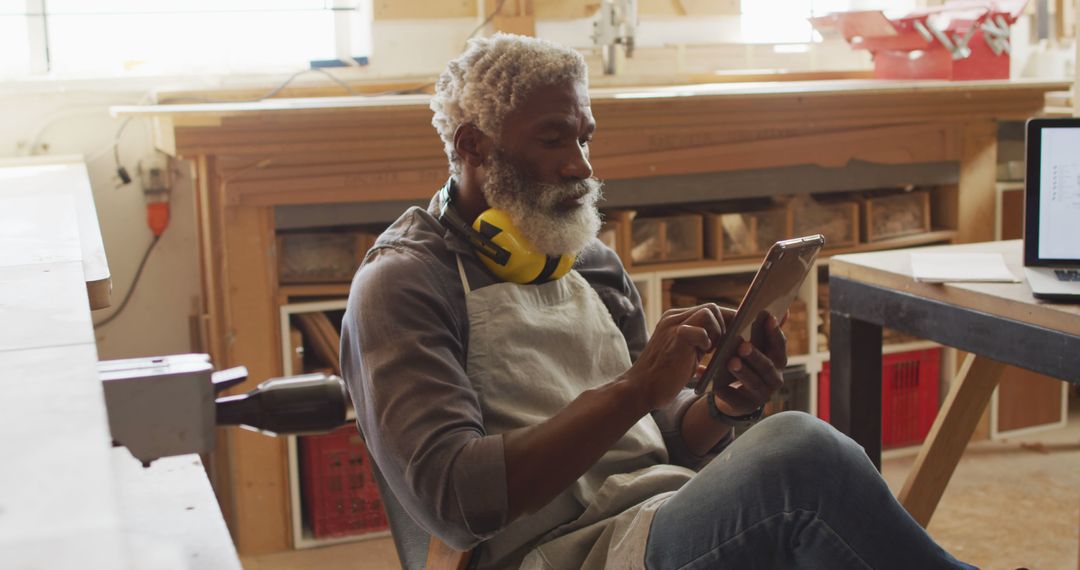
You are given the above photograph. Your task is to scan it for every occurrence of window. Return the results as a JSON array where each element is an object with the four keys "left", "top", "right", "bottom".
[
  {"left": 0, "top": 0, "right": 371, "bottom": 78},
  {"left": 740, "top": 0, "right": 919, "bottom": 44}
]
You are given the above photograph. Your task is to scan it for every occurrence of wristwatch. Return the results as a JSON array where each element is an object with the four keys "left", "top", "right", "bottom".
[{"left": 706, "top": 395, "right": 764, "bottom": 428}]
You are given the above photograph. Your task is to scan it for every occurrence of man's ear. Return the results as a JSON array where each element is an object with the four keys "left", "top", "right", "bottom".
[{"left": 453, "top": 123, "right": 491, "bottom": 169}]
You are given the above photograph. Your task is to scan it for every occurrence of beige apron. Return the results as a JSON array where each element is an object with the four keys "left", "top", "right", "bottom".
[{"left": 455, "top": 256, "right": 694, "bottom": 570}]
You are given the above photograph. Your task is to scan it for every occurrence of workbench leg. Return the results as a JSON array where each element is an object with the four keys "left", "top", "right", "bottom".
[
  {"left": 828, "top": 311, "right": 883, "bottom": 469},
  {"left": 898, "top": 354, "right": 1005, "bottom": 528}
]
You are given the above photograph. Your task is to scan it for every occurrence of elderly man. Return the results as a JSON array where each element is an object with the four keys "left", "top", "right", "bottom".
[{"left": 342, "top": 34, "right": 972, "bottom": 570}]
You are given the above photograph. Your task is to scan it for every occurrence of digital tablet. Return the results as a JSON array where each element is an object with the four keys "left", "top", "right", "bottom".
[{"left": 693, "top": 235, "right": 825, "bottom": 395}]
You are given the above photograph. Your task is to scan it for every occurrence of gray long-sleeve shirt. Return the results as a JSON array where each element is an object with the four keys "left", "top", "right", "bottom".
[{"left": 340, "top": 193, "right": 729, "bottom": 551}]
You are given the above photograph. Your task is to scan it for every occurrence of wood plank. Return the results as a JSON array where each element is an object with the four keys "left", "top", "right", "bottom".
[
  {"left": 293, "top": 313, "right": 342, "bottom": 376},
  {"left": 996, "top": 366, "right": 1065, "bottom": 432},
  {"left": 592, "top": 122, "right": 958, "bottom": 178},
  {"left": 280, "top": 283, "right": 353, "bottom": 299},
  {"left": 199, "top": 156, "right": 239, "bottom": 537},
  {"left": 0, "top": 172, "right": 82, "bottom": 265},
  {"left": 531, "top": 0, "right": 599, "bottom": 19},
  {"left": 830, "top": 241, "right": 1080, "bottom": 338},
  {"left": 226, "top": 168, "right": 448, "bottom": 207},
  {"left": 374, "top": 0, "right": 475, "bottom": 19},
  {"left": 0, "top": 342, "right": 130, "bottom": 568},
  {"left": 113, "top": 451, "right": 242, "bottom": 570},
  {"left": 0, "top": 159, "right": 111, "bottom": 308},
  {"left": 0, "top": 262, "right": 95, "bottom": 352},
  {"left": 1000, "top": 186, "right": 1025, "bottom": 240},
  {"left": 113, "top": 80, "right": 1068, "bottom": 121},
  {"left": 220, "top": 206, "right": 290, "bottom": 555},
  {"left": 898, "top": 354, "right": 1006, "bottom": 527},
  {"left": 87, "top": 277, "right": 113, "bottom": 311},
  {"left": 955, "top": 120, "right": 998, "bottom": 243},
  {"left": 0, "top": 168, "right": 127, "bottom": 567}
]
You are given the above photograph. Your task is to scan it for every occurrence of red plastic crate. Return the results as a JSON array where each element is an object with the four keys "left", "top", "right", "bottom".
[
  {"left": 818, "top": 349, "right": 941, "bottom": 449},
  {"left": 301, "top": 426, "right": 389, "bottom": 538}
]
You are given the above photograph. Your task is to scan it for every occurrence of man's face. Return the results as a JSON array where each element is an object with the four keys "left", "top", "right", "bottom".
[{"left": 479, "top": 81, "right": 603, "bottom": 257}]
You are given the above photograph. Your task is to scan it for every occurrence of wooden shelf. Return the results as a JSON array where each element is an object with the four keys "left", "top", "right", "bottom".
[
  {"left": 628, "top": 230, "right": 958, "bottom": 278},
  {"left": 280, "top": 283, "right": 352, "bottom": 299}
]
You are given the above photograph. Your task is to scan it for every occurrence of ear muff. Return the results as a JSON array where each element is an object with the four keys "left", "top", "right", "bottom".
[
  {"left": 438, "top": 180, "right": 575, "bottom": 284},
  {"left": 472, "top": 208, "right": 575, "bottom": 285}
]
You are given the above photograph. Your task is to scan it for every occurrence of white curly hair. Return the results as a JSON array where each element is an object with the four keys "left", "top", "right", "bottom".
[{"left": 430, "top": 33, "right": 588, "bottom": 180}]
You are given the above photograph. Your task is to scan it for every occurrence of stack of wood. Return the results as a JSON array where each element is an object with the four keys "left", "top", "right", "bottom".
[{"left": 293, "top": 313, "right": 342, "bottom": 377}]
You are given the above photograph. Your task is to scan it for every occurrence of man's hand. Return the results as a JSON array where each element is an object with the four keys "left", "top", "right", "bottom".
[
  {"left": 713, "top": 312, "right": 788, "bottom": 417},
  {"left": 623, "top": 304, "right": 727, "bottom": 411}
]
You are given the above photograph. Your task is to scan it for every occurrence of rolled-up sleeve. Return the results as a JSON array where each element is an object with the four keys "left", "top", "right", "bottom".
[{"left": 340, "top": 245, "right": 506, "bottom": 549}]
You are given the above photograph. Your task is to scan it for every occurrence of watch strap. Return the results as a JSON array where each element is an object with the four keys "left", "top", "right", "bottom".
[{"left": 706, "top": 395, "right": 764, "bottom": 427}]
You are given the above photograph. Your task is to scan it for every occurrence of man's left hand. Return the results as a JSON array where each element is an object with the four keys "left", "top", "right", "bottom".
[{"left": 712, "top": 312, "right": 788, "bottom": 417}]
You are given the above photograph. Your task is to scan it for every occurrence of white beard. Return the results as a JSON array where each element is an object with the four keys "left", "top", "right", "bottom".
[{"left": 480, "top": 152, "right": 603, "bottom": 257}]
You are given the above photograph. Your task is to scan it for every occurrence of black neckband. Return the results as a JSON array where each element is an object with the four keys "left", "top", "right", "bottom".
[{"left": 438, "top": 180, "right": 511, "bottom": 266}]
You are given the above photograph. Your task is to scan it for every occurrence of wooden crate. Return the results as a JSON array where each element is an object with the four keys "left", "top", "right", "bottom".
[
  {"left": 609, "top": 210, "right": 704, "bottom": 268},
  {"left": 782, "top": 297, "right": 809, "bottom": 356},
  {"left": 859, "top": 190, "right": 932, "bottom": 242},
  {"left": 598, "top": 216, "right": 626, "bottom": 260},
  {"left": 277, "top": 230, "right": 374, "bottom": 284},
  {"left": 703, "top": 204, "right": 793, "bottom": 261},
  {"left": 791, "top": 197, "right": 859, "bottom": 249}
]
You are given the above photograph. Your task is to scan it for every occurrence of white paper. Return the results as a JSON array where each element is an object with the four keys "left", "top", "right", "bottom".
[{"left": 910, "top": 253, "right": 1021, "bottom": 283}]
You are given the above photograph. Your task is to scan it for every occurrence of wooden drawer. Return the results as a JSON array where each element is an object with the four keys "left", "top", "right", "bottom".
[
  {"left": 609, "top": 210, "right": 704, "bottom": 267},
  {"left": 791, "top": 196, "right": 859, "bottom": 249},
  {"left": 278, "top": 231, "right": 374, "bottom": 284},
  {"left": 859, "top": 190, "right": 932, "bottom": 242},
  {"left": 704, "top": 204, "right": 792, "bottom": 261}
]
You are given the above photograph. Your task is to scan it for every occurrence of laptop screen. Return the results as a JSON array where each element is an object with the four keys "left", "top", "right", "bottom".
[{"left": 1024, "top": 118, "right": 1080, "bottom": 266}]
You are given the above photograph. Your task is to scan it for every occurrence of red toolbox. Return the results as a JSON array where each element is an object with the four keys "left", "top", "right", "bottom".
[
  {"left": 818, "top": 349, "right": 941, "bottom": 449},
  {"left": 301, "top": 426, "right": 389, "bottom": 538},
  {"left": 811, "top": 1, "right": 1026, "bottom": 80}
]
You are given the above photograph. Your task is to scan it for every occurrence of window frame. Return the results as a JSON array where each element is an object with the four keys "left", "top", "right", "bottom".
[{"left": 10, "top": 0, "right": 370, "bottom": 79}]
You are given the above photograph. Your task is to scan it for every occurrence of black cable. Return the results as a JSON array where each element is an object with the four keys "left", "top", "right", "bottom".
[
  {"left": 113, "top": 116, "right": 134, "bottom": 185},
  {"left": 93, "top": 235, "right": 161, "bottom": 329}
]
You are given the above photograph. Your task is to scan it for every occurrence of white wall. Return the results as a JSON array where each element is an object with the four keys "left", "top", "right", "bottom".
[{"left": 0, "top": 86, "right": 201, "bottom": 360}]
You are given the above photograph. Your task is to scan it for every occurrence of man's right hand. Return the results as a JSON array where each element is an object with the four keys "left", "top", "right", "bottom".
[{"left": 623, "top": 304, "right": 727, "bottom": 411}]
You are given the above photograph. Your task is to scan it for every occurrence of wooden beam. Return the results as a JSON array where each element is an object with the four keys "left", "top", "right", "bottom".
[
  {"left": 898, "top": 354, "right": 1007, "bottom": 527},
  {"left": 218, "top": 205, "right": 290, "bottom": 554},
  {"left": 373, "top": 0, "right": 476, "bottom": 20},
  {"left": 954, "top": 120, "right": 998, "bottom": 243}
]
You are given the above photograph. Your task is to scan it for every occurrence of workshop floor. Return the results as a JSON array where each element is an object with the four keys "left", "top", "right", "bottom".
[{"left": 243, "top": 408, "right": 1080, "bottom": 570}]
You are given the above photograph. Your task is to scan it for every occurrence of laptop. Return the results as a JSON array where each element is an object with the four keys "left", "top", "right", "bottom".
[{"left": 1023, "top": 117, "right": 1080, "bottom": 301}]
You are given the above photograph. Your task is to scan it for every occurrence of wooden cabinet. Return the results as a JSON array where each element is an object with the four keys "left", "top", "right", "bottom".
[
  {"left": 990, "top": 182, "right": 1068, "bottom": 438},
  {"left": 116, "top": 79, "right": 1067, "bottom": 555}
]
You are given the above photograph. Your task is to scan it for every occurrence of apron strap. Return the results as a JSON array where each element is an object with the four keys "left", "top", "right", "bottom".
[{"left": 454, "top": 254, "right": 472, "bottom": 294}]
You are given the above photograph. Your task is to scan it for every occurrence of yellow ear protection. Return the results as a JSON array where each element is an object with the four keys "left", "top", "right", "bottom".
[{"left": 438, "top": 181, "right": 575, "bottom": 285}]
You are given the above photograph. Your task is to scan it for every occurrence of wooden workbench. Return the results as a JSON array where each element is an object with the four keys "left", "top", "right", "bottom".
[
  {"left": 114, "top": 78, "right": 1069, "bottom": 554},
  {"left": 0, "top": 158, "right": 240, "bottom": 568},
  {"left": 827, "top": 240, "right": 1080, "bottom": 528}
]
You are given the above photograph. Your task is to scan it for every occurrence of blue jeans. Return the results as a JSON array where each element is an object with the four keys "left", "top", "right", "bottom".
[{"left": 644, "top": 412, "right": 976, "bottom": 570}]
